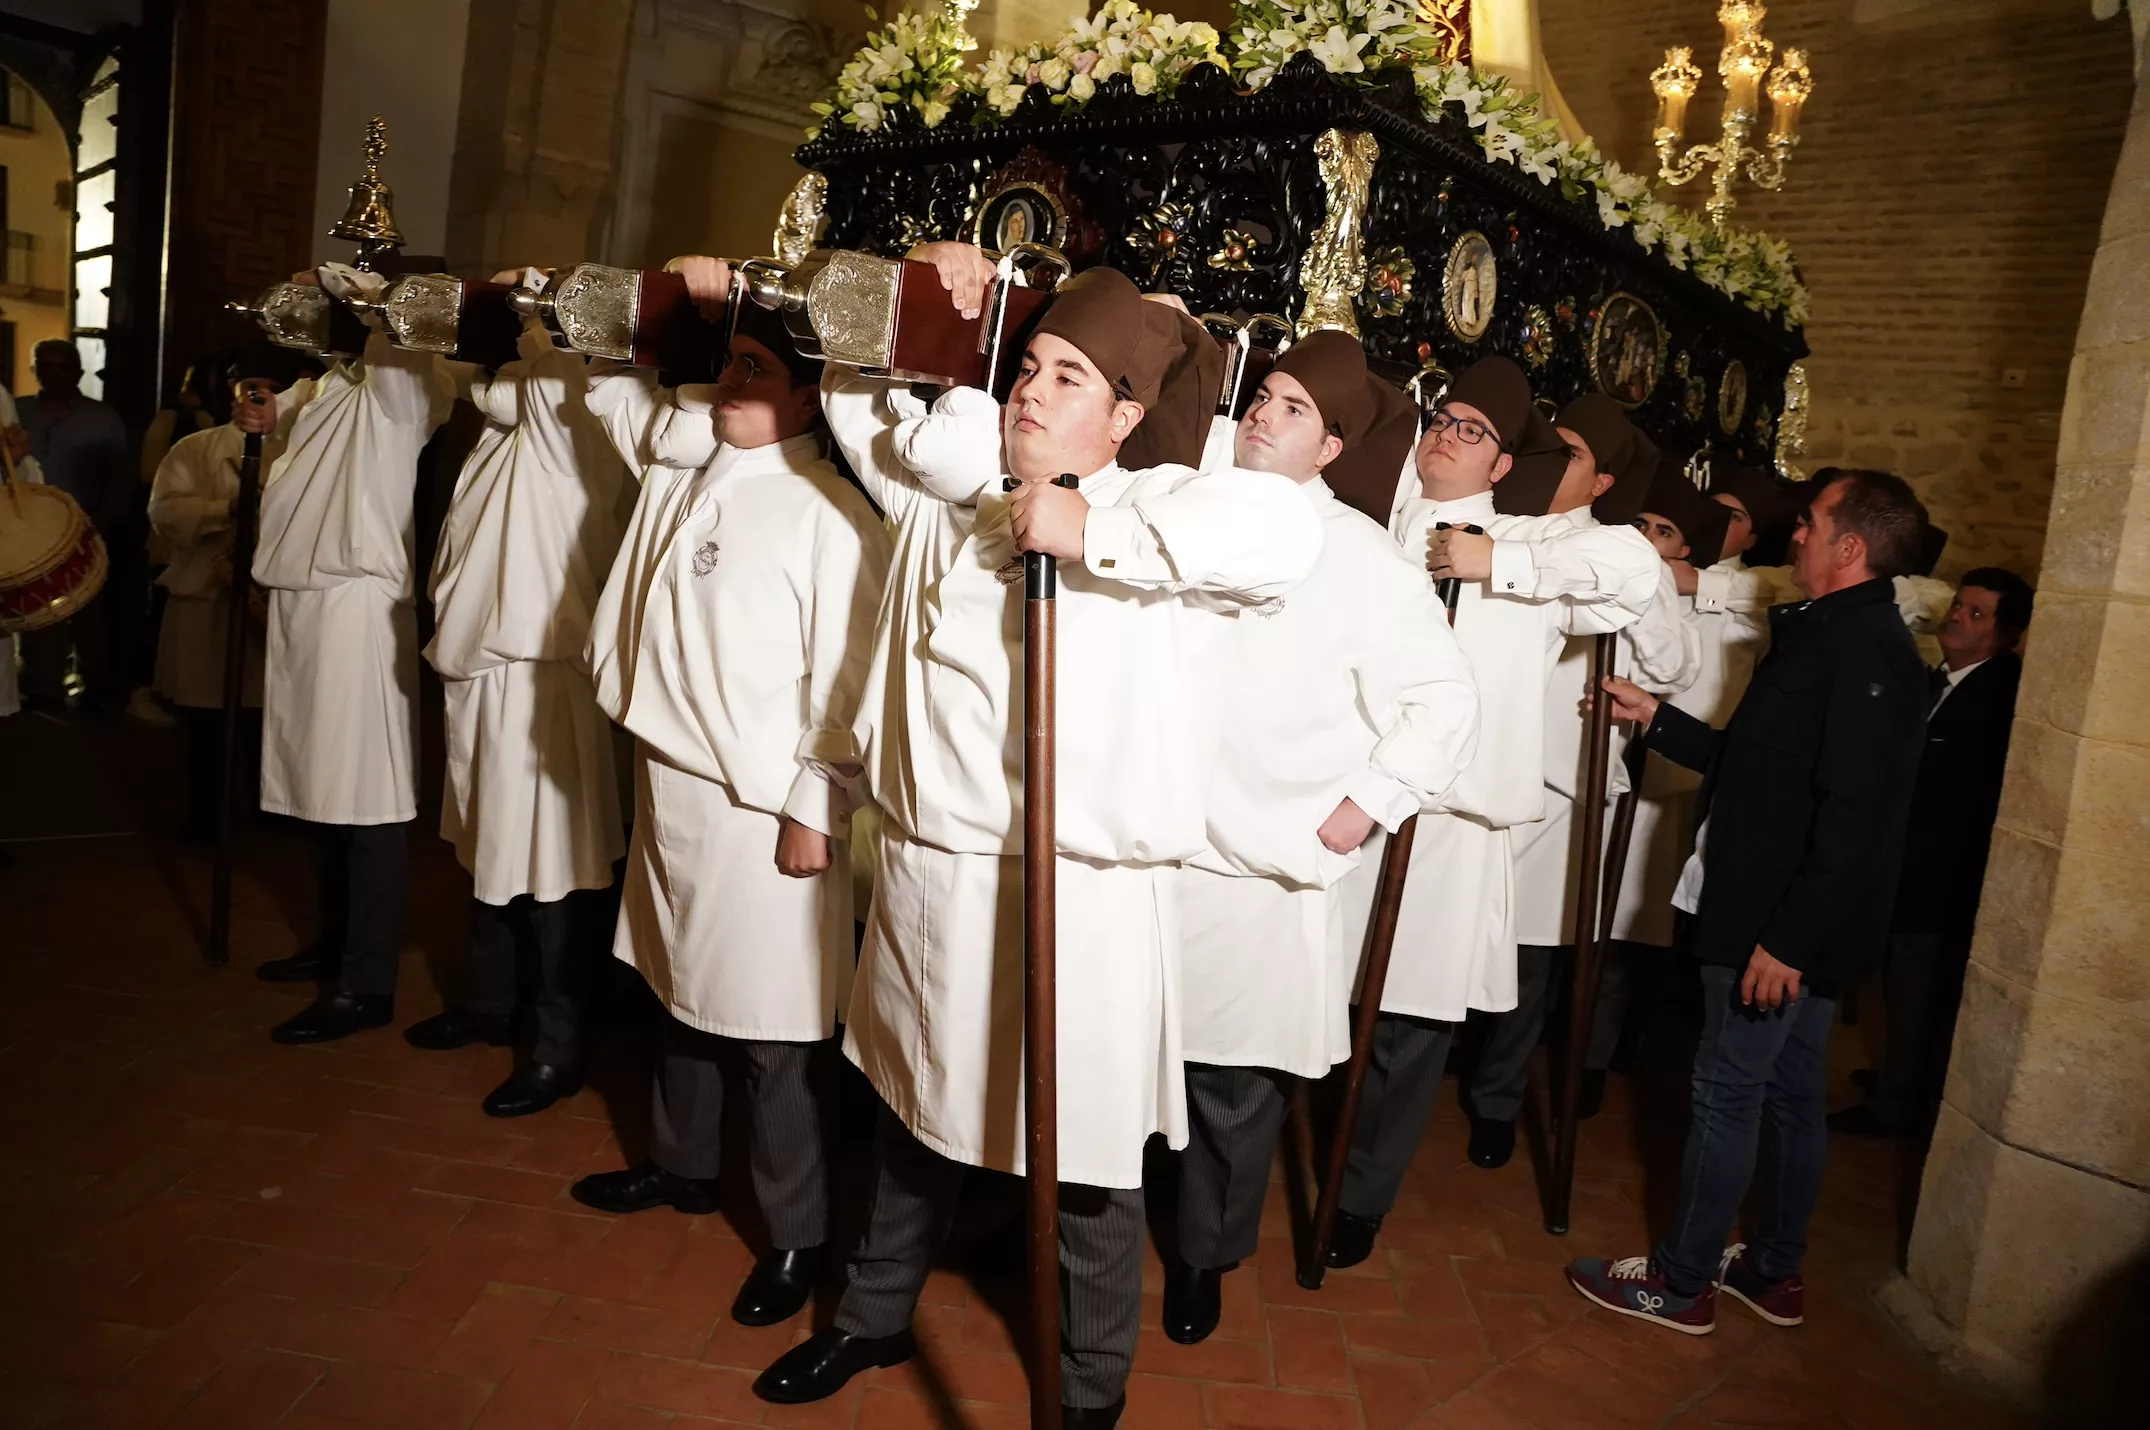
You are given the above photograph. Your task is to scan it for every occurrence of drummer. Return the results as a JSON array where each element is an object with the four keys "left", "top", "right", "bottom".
[{"left": 147, "top": 345, "right": 304, "bottom": 840}]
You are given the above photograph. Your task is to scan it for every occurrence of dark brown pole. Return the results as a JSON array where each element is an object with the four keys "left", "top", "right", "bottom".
[
  {"left": 207, "top": 410, "right": 267, "bottom": 966},
  {"left": 1547, "top": 633, "right": 1618, "bottom": 1234},
  {"left": 1302, "top": 541, "right": 1477, "bottom": 1287},
  {"left": 1016, "top": 474, "right": 1075, "bottom": 1428}
]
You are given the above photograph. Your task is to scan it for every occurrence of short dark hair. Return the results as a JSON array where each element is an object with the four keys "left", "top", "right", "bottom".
[
  {"left": 1960, "top": 566, "right": 2035, "bottom": 637},
  {"left": 1813, "top": 468, "right": 1927, "bottom": 579}
]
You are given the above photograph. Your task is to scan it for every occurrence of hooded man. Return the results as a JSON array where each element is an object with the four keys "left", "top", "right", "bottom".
[
  {"left": 148, "top": 345, "right": 303, "bottom": 839},
  {"left": 566, "top": 260, "right": 892, "bottom": 1331},
  {"left": 238, "top": 267, "right": 456, "bottom": 1044},
  {"left": 1166, "top": 332, "right": 1479, "bottom": 1344},
  {"left": 404, "top": 274, "right": 638, "bottom": 1119},
  {"left": 1321, "top": 358, "right": 1661, "bottom": 1270},
  {"left": 768, "top": 246, "right": 1322, "bottom": 1427},
  {"left": 1466, "top": 397, "right": 1699, "bottom": 1163}
]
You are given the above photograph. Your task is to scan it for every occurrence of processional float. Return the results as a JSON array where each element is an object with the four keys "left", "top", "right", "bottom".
[{"left": 239, "top": 1, "right": 1812, "bottom": 1413}]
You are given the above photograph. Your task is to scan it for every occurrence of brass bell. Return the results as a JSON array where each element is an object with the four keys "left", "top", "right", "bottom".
[{"left": 329, "top": 115, "right": 405, "bottom": 270}]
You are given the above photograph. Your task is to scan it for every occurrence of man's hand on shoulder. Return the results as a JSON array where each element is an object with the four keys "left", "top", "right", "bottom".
[{"left": 1009, "top": 479, "right": 1089, "bottom": 560}]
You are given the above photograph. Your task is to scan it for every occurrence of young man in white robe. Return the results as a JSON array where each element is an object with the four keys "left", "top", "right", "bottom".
[
  {"left": 148, "top": 347, "right": 301, "bottom": 840},
  {"left": 1320, "top": 358, "right": 1660, "bottom": 1270},
  {"left": 567, "top": 269, "right": 892, "bottom": 1331},
  {"left": 1465, "top": 397, "right": 1700, "bottom": 1168},
  {"left": 238, "top": 268, "right": 455, "bottom": 1044},
  {"left": 404, "top": 283, "right": 636, "bottom": 1119},
  {"left": 756, "top": 252, "right": 1322, "bottom": 1428},
  {"left": 1165, "top": 331, "right": 1481, "bottom": 1345}
]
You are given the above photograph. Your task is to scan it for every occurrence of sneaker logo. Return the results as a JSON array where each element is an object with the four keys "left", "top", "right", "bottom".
[{"left": 1635, "top": 1291, "right": 1665, "bottom": 1314}]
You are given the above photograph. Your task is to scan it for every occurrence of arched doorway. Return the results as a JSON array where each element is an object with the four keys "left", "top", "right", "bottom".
[{"left": 0, "top": 63, "right": 72, "bottom": 396}]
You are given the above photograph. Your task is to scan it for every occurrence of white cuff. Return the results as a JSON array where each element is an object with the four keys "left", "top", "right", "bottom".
[
  {"left": 1342, "top": 769, "right": 1420, "bottom": 834},
  {"left": 1489, "top": 539, "right": 1535, "bottom": 597},
  {"left": 780, "top": 767, "right": 844, "bottom": 837}
]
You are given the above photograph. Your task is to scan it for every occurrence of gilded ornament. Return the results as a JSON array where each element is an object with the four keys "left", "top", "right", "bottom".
[
  {"left": 772, "top": 172, "right": 829, "bottom": 266},
  {"left": 1717, "top": 358, "right": 1749, "bottom": 435},
  {"left": 1554, "top": 295, "right": 1578, "bottom": 329},
  {"left": 1298, "top": 128, "right": 1380, "bottom": 337},
  {"left": 1520, "top": 304, "right": 1555, "bottom": 370},
  {"left": 1774, "top": 361, "right": 1810, "bottom": 478},
  {"left": 1440, "top": 230, "right": 1497, "bottom": 343},
  {"left": 1208, "top": 229, "right": 1259, "bottom": 272},
  {"left": 1128, "top": 202, "right": 1194, "bottom": 275},
  {"left": 1683, "top": 374, "right": 1707, "bottom": 423},
  {"left": 1589, "top": 291, "right": 1664, "bottom": 408},
  {"left": 1411, "top": 0, "right": 1471, "bottom": 63},
  {"left": 1363, "top": 245, "right": 1413, "bottom": 317},
  {"left": 329, "top": 115, "right": 405, "bottom": 270}
]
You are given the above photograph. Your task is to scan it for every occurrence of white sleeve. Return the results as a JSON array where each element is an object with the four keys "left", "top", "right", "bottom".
[
  {"left": 1080, "top": 466, "right": 1324, "bottom": 607},
  {"left": 1344, "top": 555, "right": 1481, "bottom": 829},
  {"left": 1694, "top": 560, "right": 1796, "bottom": 614},
  {"left": 1196, "top": 413, "right": 1238, "bottom": 474},
  {"left": 821, "top": 369, "right": 930, "bottom": 524},
  {"left": 650, "top": 385, "right": 721, "bottom": 470},
  {"left": 1894, "top": 574, "right": 1953, "bottom": 633},
  {"left": 146, "top": 438, "right": 228, "bottom": 547},
  {"left": 783, "top": 496, "right": 894, "bottom": 836},
  {"left": 358, "top": 331, "right": 453, "bottom": 434},
  {"left": 1622, "top": 563, "right": 1703, "bottom": 694},
  {"left": 892, "top": 385, "right": 1005, "bottom": 505},
  {"left": 584, "top": 361, "right": 662, "bottom": 472}
]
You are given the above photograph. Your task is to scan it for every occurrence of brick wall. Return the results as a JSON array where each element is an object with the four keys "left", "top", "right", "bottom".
[{"left": 1539, "top": 0, "right": 2135, "bottom": 583}]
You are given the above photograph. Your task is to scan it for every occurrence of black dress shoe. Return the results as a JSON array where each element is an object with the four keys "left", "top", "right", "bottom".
[
  {"left": 571, "top": 1161, "right": 720, "bottom": 1216},
  {"left": 731, "top": 1245, "right": 822, "bottom": 1326},
  {"left": 1163, "top": 1259, "right": 1231, "bottom": 1344},
  {"left": 1468, "top": 1116, "right": 1515, "bottom": 1169},
  {"left": 405, "top": 1007, "right": 513, "bottom": 1051},
  {"left": 270, "top": 990, "right": 393, "bottom": 1045},
  {"left": 256, "top": 946, "right": 338, "bottom": 984},
  {"left": 1063, "top": 1397, "right": 1126, "bottom": 1429},
  {"left": 482, "top": 1061, "right": 581, "bottom": 1119},
  {"left": 753, "top": 1326, "right": 916, "bottom": 1404},
  {"left": 1827, "top": 1104, "right": 1904, "bottom": 1137},
  {"left": 1579, "top": 1069, "right": 1607, "bottom": 1120},
  {"left": 1324, "top": 1209, "right": 1383, "bottom": 1269}
]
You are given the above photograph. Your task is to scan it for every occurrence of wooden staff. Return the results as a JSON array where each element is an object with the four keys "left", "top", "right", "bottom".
[
  {"left": 208, "top": 400, "right": 268, "bottom": 966},
  {"left": 1301, "top": 523, "right": 1479, "bottom": 1288},
  {"left": 1546, "top": 632, "right": 1618, "bottom": 1235},
  {"left": 1012, "top": 472, "right": 1076, "bottom": 1428}
]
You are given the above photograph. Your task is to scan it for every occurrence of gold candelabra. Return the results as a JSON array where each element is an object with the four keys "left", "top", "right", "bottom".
[{"left": 1650, "top": 2, "right": 1813, "bottom": 229}]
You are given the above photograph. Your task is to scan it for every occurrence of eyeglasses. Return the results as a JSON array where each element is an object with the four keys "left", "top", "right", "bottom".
[{"left": 1427, "top": 409, "right": 1496, "bottom": 447}]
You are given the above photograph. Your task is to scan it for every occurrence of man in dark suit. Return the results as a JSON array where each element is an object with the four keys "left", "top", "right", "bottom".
[
  {"left": 1565, "top": 469, "right": 1930, "bottom": 1336},
  {"left": 1831, "top": 568, "right": 2032, "bottom": 1136}
]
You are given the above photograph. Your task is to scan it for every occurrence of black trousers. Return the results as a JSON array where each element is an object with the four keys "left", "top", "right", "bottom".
[
  {"left": 465, "top": 893, "right": 591, "bottom": 1068},
  {"left": 1469, "top": 942, "right": 1630, "bottom": 1122},
  {"left": 1339, "top": 1012, "right": 1460, "bottom": 1219},
  {"left": 1178, "top": 1063, "right": 1292, "bottom": 1269},
  {"left": 647, "top": 1016, "right": 832, "bottom": 1249},
  {"left": 1869, "top": 930, "right": 1970, "bottom": 1127},
  {"left": 836, "top": 1104, "right": 1143, "bottom": 1410},
  {"left": 182, "top": 706, "right": 260, "bottom": 838},
  {"left": 308, "top": 819, "right": 411, "bottom": 997}
]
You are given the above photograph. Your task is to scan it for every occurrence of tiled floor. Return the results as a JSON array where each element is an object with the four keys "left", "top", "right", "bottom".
[{"left": 0, "top": 712, "right": 2027, "bottom": 1429}]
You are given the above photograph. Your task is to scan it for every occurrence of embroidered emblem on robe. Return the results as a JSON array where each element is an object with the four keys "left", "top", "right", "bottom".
[{"left": 692, "top": 541, "right": 720, "bottom": 578}]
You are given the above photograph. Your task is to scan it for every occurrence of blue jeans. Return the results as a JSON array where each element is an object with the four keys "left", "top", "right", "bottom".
[{"left": 1654, "top": 963, "right": 1837, "bottom": 1294}]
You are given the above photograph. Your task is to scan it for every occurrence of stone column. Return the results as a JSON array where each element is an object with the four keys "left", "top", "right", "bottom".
[{"left": 1883, "top": 9, "right": 2150, "bottom": 1422}]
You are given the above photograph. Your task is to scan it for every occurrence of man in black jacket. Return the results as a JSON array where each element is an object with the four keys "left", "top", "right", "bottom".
[
  {"left": 1566, "top": 469, "right": 1929, "bottom": 1336},
  {"left": 1832, "top": 568, "right": 2032, "bottom": 1136}
]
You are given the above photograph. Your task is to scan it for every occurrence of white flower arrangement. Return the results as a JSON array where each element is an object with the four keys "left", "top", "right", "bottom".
[
  {"left": 977, "top": 1, "right": 1223, "bottom": 117},
  {"left": 806, "top": 2, "right": 1809, "bottom": 324},
  {"left": 810, "top": 4, "right": 974, "bottom": 134}
]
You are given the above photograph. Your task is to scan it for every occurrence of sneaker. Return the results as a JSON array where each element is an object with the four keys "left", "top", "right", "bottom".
[
  {"left": 1715, "top": 1243, "right": 1804, "bottom": 1326},
  {"left": 125, "top": 687, "right": 177, "bottom": 729},
  {"left": 1565, "top": 1256, "right": 1716, "bottom": 1335}
]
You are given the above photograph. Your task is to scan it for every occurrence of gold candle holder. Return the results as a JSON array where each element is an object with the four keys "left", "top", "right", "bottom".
[
  {"left": 1651, "top": 47, "right": 1702, "bottom": 144},
  {"left": 1767, "top": 48, "right": 1812, "bottom": 140},
  {"left": 1649, "top": 1, "right": 1813, "bottom": 227}
]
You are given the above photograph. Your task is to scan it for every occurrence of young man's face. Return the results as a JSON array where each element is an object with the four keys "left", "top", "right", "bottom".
[
  {"left": 1547, "top": 428, "right": 1616, "bottom": 516},
  {"left": 1413, "top": 400, "right": 1510, "bottom": 500},
  {"left": 1235, "top": 370, "right": 1341, "bottom": 482},
  {"left": 714, "top": 336, "right": 818, "bottom": 449},
  {"left": 1938, "top": 583, "right": 2012, "bottom": 666},
  {"left": 1003, "top": 331, "right": 1141, "bottom": 483},
  {"left": 1633, "top": 510, "right": 1691, "bottom": 562},
  {"left": 1710, "top": 492, "right": 1755, "bottom": 558}
]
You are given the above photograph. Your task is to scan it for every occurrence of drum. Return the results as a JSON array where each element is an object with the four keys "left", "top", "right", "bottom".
[{"left": 0, "top": 481, "right": 109, "bottom": 633}]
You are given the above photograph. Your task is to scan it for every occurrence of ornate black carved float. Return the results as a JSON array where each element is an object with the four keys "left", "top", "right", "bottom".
[{"left": 795, "top": 53, "right": 1806, "bottom": 470}]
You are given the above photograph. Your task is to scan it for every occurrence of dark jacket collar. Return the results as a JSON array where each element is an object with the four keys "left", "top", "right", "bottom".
[{"left": 1768, "top": 576, "right": 1894, "bottom": 639}]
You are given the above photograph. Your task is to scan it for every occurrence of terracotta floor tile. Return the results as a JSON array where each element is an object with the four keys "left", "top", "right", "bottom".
[
  {"left": 1268, "top": 1306, "right": 1354, "bottom": 1393},
  {"left": 1348, "top": 1353, "right": 1487, "bottom": 1430},
  {"left": 598, "top": 1351, "right": 762, "bottom": 1419},
  {"left": 1131, "top": 1325, "right": 1274, "bottom": 1383},
  {"left": 1341, "top": 1311, "right": 1495, "bottom": 1363},
  {"left": 256, "top": 1301, "right": 457, "bottom": 1368},
  {"left": 1204, "top": 1382, "right": 1366, "bottom": 1430},
  {"left": 855, "top": 1385, "right": 1027, "bottom": 1430},
  {"left": 224, "top": 1244, "right": 409, "bottom": 1309},
  {"left": 566, "top": 1401, "right": 672, "bottom": 1430},
  {"left": 429, "top": 1284, "right": 561, "bottom": 1381},
  {"left": 543, "top": 1293, "right": 718, "bottom": 1360},
  {"left": 117, "top": 1287, "right": 294, "bottom": 1392},
  {"left": 0, "top": 1315, "right": 161, "bottom": 1382},
  {"left": 470, "top": 1340, "right": 616, "bottom": 1430},
  {"left": 292, "top": 1360, "right": 495, "bottom": 1428},
  {"left": 641, "top": 1234, "right": 756, "bottom": 1320},
  {"left": 382, "top": 1237, "right": 518, "bottom": 1321},
  {"left": 423, "top": 1159, "right": 576, "bottom": 1210},
  {"left": 94, "top": 1235, "right": 259, "bottom": 1329},
  {"left": 1120, "top": 1370, "right": 1205, "bottom": 1430},
  {"left": 164, "top": 1347, "right": 328, "bottom": 1429}
]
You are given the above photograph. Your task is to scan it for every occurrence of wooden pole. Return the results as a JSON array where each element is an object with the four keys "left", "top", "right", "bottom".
[
  {"left": 1546, "top": 633, "right": 1618, "bottom": 1235},
  {"left": 1016, "top": 474, "right": 1075, "bottom": 1428},
  {"left": 1302, "top": 527, "right": 1479, "bottom": 1286},
  {"left": 208, "top": 409, "right": 267, "bottom": 967}
]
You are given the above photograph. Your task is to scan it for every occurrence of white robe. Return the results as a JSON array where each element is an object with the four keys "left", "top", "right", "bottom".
[
  {"left": 253, "top": 335, "right": 451, "bottom": 825},
  {"left": 1510, "top": 550, "right": 1700, "bottom": 948},
  {"left": 825, "top": 374, "right": 1323, "bottom": 1188},
  {"left": 1180, "top": 478, "right": 1479, "bottom": 1078},
  {"left": 149, "top": 424, "right": 282, "bottom": 709},
  {"left": 426, "top": 329, "right": 635, "bottom": 905},
  {"left": 1336, "top": 489, "right": 1658, "bottom": 1022},
  {"left": 586, "top": 380, "right": 890, "bottom": 1042},
  {"left": 0, "top": 387, "right": 39, "bottom": 720}
]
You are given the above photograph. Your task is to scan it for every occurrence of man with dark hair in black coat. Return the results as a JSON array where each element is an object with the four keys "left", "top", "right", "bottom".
[
  {"left": 1832, "top": 566, "right": 2032, "bottom": 1136},
  {"left": 1564, "top": 469, "right": 1930, "bottom": 1337}
]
